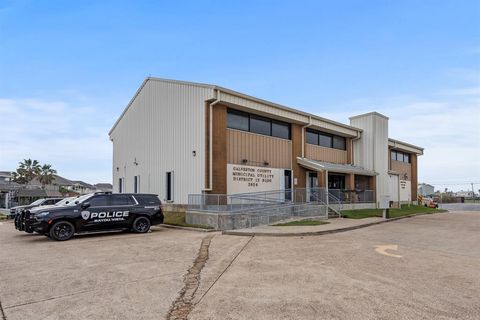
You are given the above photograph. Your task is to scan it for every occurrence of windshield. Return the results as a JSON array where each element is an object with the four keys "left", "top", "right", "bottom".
[
  {"left": 30, "top": 199, "right": 44, "bottom": 206},
  {"left": 54, "top": 197, "right": 74, "bottom": 206},
  {"left": 66, "top": 193, "right": 94, "bottom": 206}
]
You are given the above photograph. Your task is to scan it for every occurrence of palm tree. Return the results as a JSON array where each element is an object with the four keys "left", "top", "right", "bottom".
[
  {"left": 38, "top": 164, "right": 57, "bottom": 187},
  {"left": 12, "top": 159, "right": 41, "bottom": 184}
]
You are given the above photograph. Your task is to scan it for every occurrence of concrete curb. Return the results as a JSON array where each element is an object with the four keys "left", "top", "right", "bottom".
[
  {"left": 222, "top": 211, "right": 447, "bottom": 237},
  {"left": 159, "top": 224, "right": 217, "bottom": 233}
]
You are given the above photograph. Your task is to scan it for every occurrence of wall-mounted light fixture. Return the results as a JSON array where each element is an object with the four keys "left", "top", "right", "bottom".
[
  {"left": 242, "top": 159, "right": 248, "bottom": 164},
  {"left": 263, "top": 161, "right": 269, "bottom": 166},
  {"left": 133, "top": 158, "right": 139, "bottom": 166},
  {"left": 192, "top": 150, "right": 196, "bottom": 157},
  {"left": 116, "top": 167, "right": 119, "bottom": 172}
]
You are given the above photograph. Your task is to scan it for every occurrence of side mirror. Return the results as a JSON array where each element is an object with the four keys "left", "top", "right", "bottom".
[{"left": 81, "top": 202, "right": 91, "bottom": 210}]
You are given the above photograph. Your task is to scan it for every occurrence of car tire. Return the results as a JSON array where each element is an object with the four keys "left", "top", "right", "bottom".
[
  {"left": 49, "top": 221, "right": 75, "bottom": 241},
  {"left": 132, "top": 216, "right": 151, "bottom": 233}
]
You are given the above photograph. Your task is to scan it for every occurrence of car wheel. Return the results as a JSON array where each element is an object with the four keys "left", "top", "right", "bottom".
[
  {"left": 132, "top": 216, "right": 151, "bottom": 233},
  {"left": 49, "top": 221, "right": 75, "bottom": 241}
]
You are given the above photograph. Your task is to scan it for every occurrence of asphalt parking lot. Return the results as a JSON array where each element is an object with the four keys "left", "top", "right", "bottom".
[{"left": 1, "top": 210, "right": 479, "bottom": 320}]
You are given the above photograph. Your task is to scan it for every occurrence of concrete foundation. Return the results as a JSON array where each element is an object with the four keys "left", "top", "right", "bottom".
[{"left": 186, "top": 204, "right": 328, "bottom": 230}]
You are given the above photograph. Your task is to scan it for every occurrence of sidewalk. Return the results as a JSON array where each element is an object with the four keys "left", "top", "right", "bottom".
[{"left": 223, "top": 215, "right": 412, "bottom": 237}]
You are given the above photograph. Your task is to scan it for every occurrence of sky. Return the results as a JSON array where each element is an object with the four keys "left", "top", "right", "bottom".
[{"left": 0, "top": 0, "right": 479, "bottom": 192}]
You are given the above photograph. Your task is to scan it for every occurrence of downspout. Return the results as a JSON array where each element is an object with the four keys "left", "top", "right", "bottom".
[
  {"left": 203, "top": 89, "right": 221, "bottom": 192},
  {"left": 301, "top": 116, "right": 313, "bottom": 158},
  {"left": 351, "top": 130, "right": 361, "bottom": 164}
]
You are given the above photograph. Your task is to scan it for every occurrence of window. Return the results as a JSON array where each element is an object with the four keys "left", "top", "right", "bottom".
[
  {"left": 306, "top": 129, "right": 318, "bottom": 144},
  {"left": 249, "top": 114, "right": 271, "bottom": 135},
  {"left": 333, "top": 136, "right": 346, "bottom": 150},
  {"left": 111, "top": 194, "right": 135, "bottom": 206},
  {"left": 89, "top": 195, "right": 108, "bottom": 207},
  {"left": 133, "top": 175, "right": 140, "bottom": 193},
  {"left": 391, "top": 150, "right": 411, "bottom": 163},
  {"left": 227, "top": 109, "right": 249, "bottom": 131},
  {"left": 319, "top": 133, "right": 333, "bottom": 148},
  {"left": 306, "top": 128, "right": 346, "bottom": 150},
  {"left": 272, "top": 121, "right": 290, "bottom": 139},
  {"left": 166, "top": 171, "right": 174, "bottom": 201},
  {"left": 118, "top": 178, "right": 124, "bottom": 193},
  {"left": 391, "top": 151, "right": 397, "bottom": 161},
  {"left": 328, "top": 173, "right": 345, "bottom": 190},
  {"left": 227, "top": 108, "right": 291, "bottom": 140}
]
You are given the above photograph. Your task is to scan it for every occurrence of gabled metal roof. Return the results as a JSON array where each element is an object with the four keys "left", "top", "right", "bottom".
[
  {"left": 297, "top": 157, "right": 378, "bottom": 176},
  {"left": 109, "top": 77, "right": 363, "bottom": 136}
]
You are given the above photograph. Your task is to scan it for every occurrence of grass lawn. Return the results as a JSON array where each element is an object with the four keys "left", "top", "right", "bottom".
[
  {"left": 163, "top": 211, "right": 213, "bottom": 229},
  {"left": 272, "top": 219, "right": 330, "bottom": 226},
  {"left": 341, "top": 205, "right": 447, "bottom": 219}
]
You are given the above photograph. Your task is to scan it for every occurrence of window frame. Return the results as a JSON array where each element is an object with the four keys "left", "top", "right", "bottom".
[
  {"left": 305, "top": 128, "right": 346, "bottom": 150},
  {"left": 133, "top": 175, "right": 140, "bottom": 194},
  {"left": 226, "top": 108, "right": 291, "bottom": 140},
  {"left": 166, "top": 171, "right": 174, "bottom": 202}
]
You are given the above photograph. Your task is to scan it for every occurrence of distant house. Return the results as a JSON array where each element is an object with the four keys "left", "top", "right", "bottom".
[
  {"left": 94, "top": 183, "right": 113, "bottom": 192},
  {"left": 0, "top": 171, "right": 19, "bottom": 209},
  {"left": 455, "top": 190, "right": 475, "bottom": 198},
  {"left": 418, "top": 183, "right": 435, "bottom": 197},
  {"left": 70, "top": 181, "right": 96, "bottom": 194}
]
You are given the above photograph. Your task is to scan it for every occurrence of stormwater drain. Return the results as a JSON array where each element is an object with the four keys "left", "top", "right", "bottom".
[{"left": 167, "top": 234, "right": 215, "bottom": 320}]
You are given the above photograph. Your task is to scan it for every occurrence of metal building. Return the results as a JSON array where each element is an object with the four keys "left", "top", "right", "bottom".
[{"left": 109, "top": 78, "right": 423, "bottom": 208}]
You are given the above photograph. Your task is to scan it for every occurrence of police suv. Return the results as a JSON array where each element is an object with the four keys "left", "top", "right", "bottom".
[{"left": 19, "top": 192, "right": 164, "bottom": 241}]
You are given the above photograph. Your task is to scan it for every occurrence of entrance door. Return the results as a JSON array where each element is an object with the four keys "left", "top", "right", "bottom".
[
  {"left": 284, "top": 170, "right": 292, "bottom": 201},
  {"left": 307, "top": 172, "right": 318, "bottom": 202}
]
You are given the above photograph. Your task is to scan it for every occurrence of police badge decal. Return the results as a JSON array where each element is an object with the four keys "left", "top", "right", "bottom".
[{"left": 81, "top": 211, "right": 90, "bottom": 220}]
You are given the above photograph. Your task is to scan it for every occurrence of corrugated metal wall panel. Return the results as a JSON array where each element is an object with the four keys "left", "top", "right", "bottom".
[
  {"left": 305, "top": 144, "right": 348, "bottom": 164},
  {"left": 226, "top": 129, "right": 292, "bottom": 169},
  {"left": 110, "top": 80, "right": 214, "bottom": 203}
]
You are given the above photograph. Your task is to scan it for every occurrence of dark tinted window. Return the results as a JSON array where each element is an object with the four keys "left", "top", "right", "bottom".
[
  {"left": 227, "top": 109, "right": 249, "bottom": 131},
  {"left": 404, "top": 153, "right": 410, "bottom": 163},
  {"left": 306, "top": 129, "right": 318, "bottom": 144},
  {"left": 271, "top": 121, "right": 290, "bottom": 139},
  {"left": 333, "top": 136, "right": 346, "bottom": 150},
  {"left": 319, "top": 133, "right": 332, "bottom": 148},
  {"left": 135, "top": 195, "right": 161, "bottom": 206},
  {"left": 249, "top": 115, "right": 271, "bottom": 136},
  {"left": 227, "top": 108, "right": 291, "bottom": 140},
  {"left": 396, "top": 152, "right": 404, "bottom": 162},
  {"left": 89, "top": 195, "right": 108, "bottom": 207},
  {"left": 111, "top": 194, "right": 135, "bottom": 206}
]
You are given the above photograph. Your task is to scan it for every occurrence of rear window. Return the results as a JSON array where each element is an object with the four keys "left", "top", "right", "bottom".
[
  {"left": 134, "top": 195, "right": 160, "bottom": 206},
  {"left": 111, "top": 194, "right": 136, "bottom": 206}
]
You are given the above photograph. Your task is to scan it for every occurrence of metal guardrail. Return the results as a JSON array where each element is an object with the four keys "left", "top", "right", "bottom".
[
  {"left": 328, "top": 189, "right": 374, "bottom": 204},
  {"left": 188, "top": 188, "right": 328, "bottom": 213}
]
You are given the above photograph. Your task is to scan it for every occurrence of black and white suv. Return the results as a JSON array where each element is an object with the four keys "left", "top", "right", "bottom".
[{"left": 19, "top": 192, "right": 163, "bottom": 241}]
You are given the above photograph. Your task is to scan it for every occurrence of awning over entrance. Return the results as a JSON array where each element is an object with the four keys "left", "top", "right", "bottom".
[{"left": 297, "top": 157, "right": 378, "bottom": 176}]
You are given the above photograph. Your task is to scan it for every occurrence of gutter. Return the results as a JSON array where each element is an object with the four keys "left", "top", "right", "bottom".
[{"left": 202, "top": 89, "right": 221, "bottom": 192}]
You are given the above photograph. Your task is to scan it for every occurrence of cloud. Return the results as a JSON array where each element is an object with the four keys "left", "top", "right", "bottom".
[{"left": 0, "top": 97, "right": 113, "bottom": 184}]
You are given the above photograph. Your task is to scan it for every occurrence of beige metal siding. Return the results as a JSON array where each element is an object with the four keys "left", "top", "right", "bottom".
[
  {"left": 305, "top": 144, "right": 348, "bottom": 164},
  {"left": 226, "top": 129, "right": 292, "bottom": 169},
  {"left": 391, "top": 160, "right": 412, "bottom": 181},
  {"left": 110, "top": 80, "right": 214, "bottom": 203}
]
